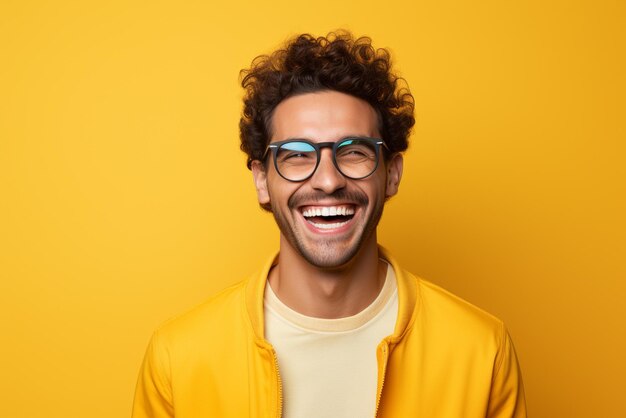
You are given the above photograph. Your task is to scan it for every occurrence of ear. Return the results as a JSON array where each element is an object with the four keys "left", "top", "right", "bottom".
[
  {"left": 251, "top": 160, "right": 270, "bottom": 206},
  {"left": 385, "top": 153, "right": 403, "bottom": 198}
]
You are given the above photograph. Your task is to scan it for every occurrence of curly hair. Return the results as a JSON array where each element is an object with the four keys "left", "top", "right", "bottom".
[{"left": 239, "top": 31, "right": 415, "bottom": 169}]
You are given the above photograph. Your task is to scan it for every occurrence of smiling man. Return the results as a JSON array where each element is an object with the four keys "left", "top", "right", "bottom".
[{"left": 132, "top": 32, "right": 526, "bottom": 418}]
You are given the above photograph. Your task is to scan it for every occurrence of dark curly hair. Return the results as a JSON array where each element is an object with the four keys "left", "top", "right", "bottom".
[{"left": 239, "top": 31, "right": 415, "bottom": 169}]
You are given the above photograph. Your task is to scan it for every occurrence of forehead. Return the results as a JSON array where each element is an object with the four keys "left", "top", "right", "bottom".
[{"left": 270, "top": 91, "right": 380, "bottom": 142}]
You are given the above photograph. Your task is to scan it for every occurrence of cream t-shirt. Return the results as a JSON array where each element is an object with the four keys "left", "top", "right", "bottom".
[{"left": 264, "top": 262, "right": 398, "bottom": 418}]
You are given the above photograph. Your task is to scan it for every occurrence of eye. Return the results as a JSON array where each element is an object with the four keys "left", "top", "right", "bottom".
[
  {"left": 345, "top": 148, "right": 368, "bottom": 156},
  {"left": 283, "top": 151, "right": 312, "bottom": 160},
  {"left": 336, "top": 144, "right": 376, "bottom": 161}
]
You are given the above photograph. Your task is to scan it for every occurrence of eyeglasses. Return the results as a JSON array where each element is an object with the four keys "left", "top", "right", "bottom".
[{"left": 262, "top": 137, "right": 388, "bottom": 182}]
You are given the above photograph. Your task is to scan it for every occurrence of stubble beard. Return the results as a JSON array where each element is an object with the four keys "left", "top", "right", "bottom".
[{"left": 269, "top": 189, "right": 385, "bottom": 269}]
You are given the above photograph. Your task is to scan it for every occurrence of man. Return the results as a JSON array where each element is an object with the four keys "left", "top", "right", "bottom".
[{"left": 132, "top": 32, "right": 526, "bottom": 418}]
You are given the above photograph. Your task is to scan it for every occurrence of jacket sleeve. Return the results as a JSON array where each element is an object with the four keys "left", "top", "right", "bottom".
[
  {"left": 132, "top": 330, "right": 175, "bottom": 418},
  {"left": 487, "top": 324, "right": 527, "bottom": 417}
]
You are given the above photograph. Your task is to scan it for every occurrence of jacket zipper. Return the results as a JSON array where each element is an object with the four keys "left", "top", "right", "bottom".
[
  {"left": 271, "top": 348, "right": 283, "bottom": 418},
  {"left": 374, "top": 342, "right": 389, "bottom": 417}
]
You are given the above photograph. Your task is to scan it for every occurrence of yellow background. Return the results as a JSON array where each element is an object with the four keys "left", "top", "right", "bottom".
[{"left": 1, "top": 0, "right": 624, "bottom": 417}]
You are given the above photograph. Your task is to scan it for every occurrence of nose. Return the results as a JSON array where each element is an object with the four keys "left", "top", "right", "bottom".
[{"left": 308, "top": 148, "right": 347, "bottom": 194}]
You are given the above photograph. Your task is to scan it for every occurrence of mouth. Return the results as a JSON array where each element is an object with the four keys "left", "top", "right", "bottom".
[{"left": 300, "top": 205, "right": 356, "bottom": 231}]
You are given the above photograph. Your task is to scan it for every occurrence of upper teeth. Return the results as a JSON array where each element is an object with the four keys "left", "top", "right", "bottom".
[{"left": 302, "top": 206, "right": 355, "bottom": 217}]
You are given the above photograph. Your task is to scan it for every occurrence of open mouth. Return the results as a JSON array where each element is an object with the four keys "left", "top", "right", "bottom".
[{"left": 301, "top": 206, "right": 356, "bottom": 230}]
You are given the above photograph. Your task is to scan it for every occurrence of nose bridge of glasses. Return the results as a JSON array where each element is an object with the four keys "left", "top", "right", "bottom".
[
  {"left": 310, "top": 143, "right": 346, "bottom": 185},
  {"left": 316, "top": 144, "right": 340, "bottom": 172}
]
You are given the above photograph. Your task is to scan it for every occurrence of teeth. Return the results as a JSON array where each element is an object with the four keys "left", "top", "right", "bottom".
[
  {"left": 302, "top": 206, "right": 355, "bottom": 218},
  {"left": 309, "top": 220, "right": 350, "bottom": 230}
]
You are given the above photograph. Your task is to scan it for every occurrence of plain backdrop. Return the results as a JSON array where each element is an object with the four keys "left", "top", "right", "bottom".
[{"left": 1, "top": 1, "right": 624, "bottom": 417}]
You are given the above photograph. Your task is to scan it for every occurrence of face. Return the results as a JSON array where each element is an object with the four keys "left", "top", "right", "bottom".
[{"left": 251, "top": 91, "right": 403, "bottom": 269}]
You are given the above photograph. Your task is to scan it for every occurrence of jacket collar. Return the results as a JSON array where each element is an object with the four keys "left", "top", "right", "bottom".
[{"left": 244, "top": 245, "right": 419, "bottom": 344}]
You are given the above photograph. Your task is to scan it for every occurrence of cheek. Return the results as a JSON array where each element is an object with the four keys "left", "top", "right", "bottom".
[
  {"left": 369, "top": 176, "right": 388, "bottom": 200},
  {"left": 267, "top": 179, "right": 298, "bottom": 208}
]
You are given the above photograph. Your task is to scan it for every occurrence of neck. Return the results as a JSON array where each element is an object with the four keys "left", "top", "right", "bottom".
[{"left": 268, "top": 234, "right": 386, "bottom": 319}]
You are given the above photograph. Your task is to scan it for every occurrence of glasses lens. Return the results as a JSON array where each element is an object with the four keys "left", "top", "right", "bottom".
[
  {"left": 275, "top": 141, "right": 317, "bottom": 181},
  {"left": 335, "top": 138, "right": 379, "bottom": 179}
]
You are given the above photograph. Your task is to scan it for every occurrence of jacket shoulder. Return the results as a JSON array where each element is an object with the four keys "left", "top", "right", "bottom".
[{"left": 411, "top": 272, "right": 505, "bottom": 339}]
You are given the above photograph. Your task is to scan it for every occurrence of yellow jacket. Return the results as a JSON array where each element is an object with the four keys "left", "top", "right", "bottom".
[{"left": 132, "top": 248, "right": 526, "bottom": 417}]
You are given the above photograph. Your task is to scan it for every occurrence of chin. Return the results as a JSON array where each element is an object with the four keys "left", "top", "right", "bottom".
[
  {"left": 299, "top": 247, "right": 360, "bottom": 269},
  {"left": 293, "top": 232, "right": 373, "bottom": 269}
]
